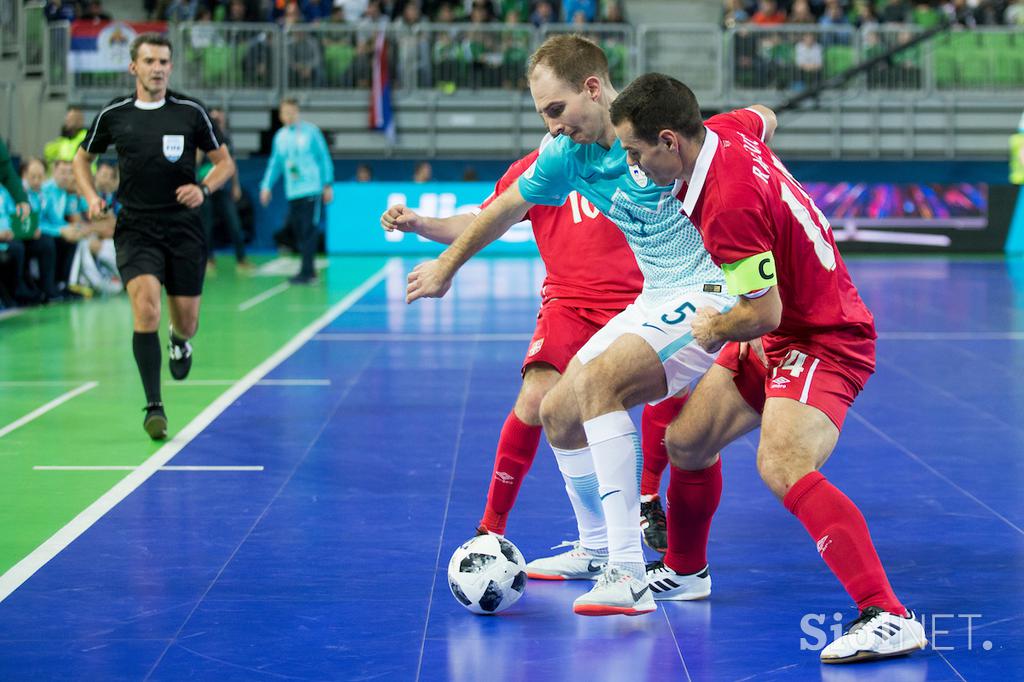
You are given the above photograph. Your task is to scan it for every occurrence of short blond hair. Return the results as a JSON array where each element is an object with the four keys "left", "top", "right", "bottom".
[{"left": 527, "top": 34, "right": 610, "bottom": 91}]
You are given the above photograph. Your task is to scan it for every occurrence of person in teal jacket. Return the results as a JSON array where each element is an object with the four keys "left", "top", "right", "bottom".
[
  {"left": 19, "top": 157, "right": 59, "bottom": 300},
  {"left": 40, "top": 159, "right": 88, "bottom": 294},
  {"left": 0, "top": 184, "right": 30, "bottom": 308},
  {"left": 259, "top": 98, "right": 334, "bottom": 284}
]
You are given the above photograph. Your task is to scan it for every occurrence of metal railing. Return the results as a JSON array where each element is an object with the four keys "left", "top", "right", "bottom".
[
  {"left": 44, "top": 21, "right": 1024, "bottom": 102},
  {"left": 21, "top": 1, "right": 46, "bottom": 76},
  {"left": 0, "top": 0, "right": 18, "bottom": 57},
  {"left": 45, "top": 21, "right": 70, "bottom": 96}
]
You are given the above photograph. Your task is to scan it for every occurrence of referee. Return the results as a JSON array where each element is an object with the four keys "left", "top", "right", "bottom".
[{"left": 73, "top": 33, "right": 236, "bottom": 440}]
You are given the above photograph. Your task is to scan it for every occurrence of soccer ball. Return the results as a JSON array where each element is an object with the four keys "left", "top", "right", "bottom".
[{"left": 447, "top": 534, "right": 527, "bottom": 615}]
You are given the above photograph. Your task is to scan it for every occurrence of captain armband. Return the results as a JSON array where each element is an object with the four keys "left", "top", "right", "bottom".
[{"left": 721, "top": 251, "right": 777, "bottom": 296}]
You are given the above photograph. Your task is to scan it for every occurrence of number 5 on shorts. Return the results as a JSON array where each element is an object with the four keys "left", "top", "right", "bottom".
[{"left": 661, "top": 302, "right": 695, "bottom": 326}]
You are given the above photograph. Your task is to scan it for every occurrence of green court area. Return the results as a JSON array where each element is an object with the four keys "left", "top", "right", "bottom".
[{"left": 0, "top": 256, "right": 388, "bottom": 577}]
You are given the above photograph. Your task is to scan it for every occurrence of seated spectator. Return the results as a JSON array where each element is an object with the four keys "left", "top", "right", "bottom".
[
  {"left": 911, "top": 0, "right": 943, "bottom": 27},
  {"left": 20, "top": 158, "right": 59, "bottom": 301},
  {"left": 531, "top": 0, "right": 555, "bottom": 26},
  {"left": 723, "top": 0, "right": 750, "bottom": 27},
  {"left": 80, "top": 0, "right": 112, "bottom": 21},
  {"left": 818, "top": 0, "right": 848, "bottom": 25},
  {"left": 563, "top": 0, "right": 597, "bottom": 22},
  {"left": 44, "top": 0, "right": 77, "bottom": 22},
  {"left": 355, "top": 163, "right": 373, "bottom": 182},
  {"left": 69, "top": 161, "right": 121, "bottom": 296},
  {"left": 752, "top": 0, "right": 787, "bottom": 24},
  {"left": 165, "top": 0, "right": 201, "bottom": 22},
  {"left": 1007, "top": 0, "right": 1024, "bottom": 24},
  {"left": 40, "top": 159, "right": 89, "bottom": 298},
  {"left": 303, "top": 0, "right": 333, "bottom": 22},
  {"left": 603, "top": 1, "right": 625, "bottom": 22},
  {"left": 795, "top": 32, "right": 824, "bottom": 88},
  {"left": 413, "top": 161, "right": 432, "bottom": 183},
  {"left": 789, "top": 0, "right": 816, "bottom": 23},
  {"left": 880, "top": 0, "right": 910, "bottom": 23},
  {"left": 0, "top": 186, "right": 31, "bottom": 308},
  {"left": 853, "top": 0, "right": 880, "bottom": 29}
]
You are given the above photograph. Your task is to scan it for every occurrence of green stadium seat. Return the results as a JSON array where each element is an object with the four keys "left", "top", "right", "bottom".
[
  {"left": 825, "top": 45, "right": 855, "bottom": 78},
  {"left": 933, "top": 46, "right": 958, "bottom": 88},
  {"left": 201, "top": 45, "right": 236, "bottom": 84},
  {"left": 324, "top": 44, "right": 356, "bottom": 83}
]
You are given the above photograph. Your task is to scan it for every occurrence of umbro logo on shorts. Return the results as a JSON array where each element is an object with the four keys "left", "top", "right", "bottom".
[
  {"left": 495, "top": 471, "right": 515, "bottom": 484},
  {"left": 528, "top": 338, "right": 544, "bottom": 356},
  {"left": 816, "top": 534, "right": 832, "bottom": 555},
  {"left": 770, "top": 376, "right": 791, "bottom": 389}
]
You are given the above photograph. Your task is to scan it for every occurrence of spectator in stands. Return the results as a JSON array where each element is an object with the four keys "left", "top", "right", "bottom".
[
  {"left": 789, "top": 0, "right": 816, "bottom": 23},
  {"left": 338, "top": 0, "right": 369, "bottom": 22},
  {"left": 303, "top": 0, "right": 334, "bottom": 22},
  {"left": 242, "top": 30, "right": 276, "bottom": 87},
  {"left": 0, "top": 137, "right": 30, "bottom": 222},
  {"left": 0, "top": 187, "right": 29, "bottom": 309},
  {"left": 80, "top": 0, "right": 112, "bottom": 21},
  {"left": 911, "top": 0, "right": 943, "bottom": 28},
  {"left": 40, "top": 159, "right": 88, "bottom": 297},
  {"left": 396, "top": 3, "right": 431, "bottom": 85},
  {"left": 69, "top": 161, "right": 122, "bottom": 296},
  {"left": 462, "top": 166, "right": 479, "bottom": 181},
  {"left": 880, "top": 0, "right": 910, "bottom": 23},
  {"left": 501, "top": 0, "right": 530, "bottom": 19},
  {"left": 435, "top": 1, "right": 458, "bottom": 21},
  {"left": 531, "top": 0, "right": 555, "bottom": 26},
  {"left": 200, "top": 109, "right": 251, "bottom": 274},
  {"left": 603, "top": 1, "right": 625, "bottom": 22},
  {"left": 286, "top": 3, "right": 326, "bottom": 87},
  {"left": 818, "top": 0, "right": 849, "bottom": 25},
  {"left": 165, "top": 0, "right": 201, "bottom": 22},
  {"left": 795, "top": 32, "right": 824, "bottom": 88},
  {"left": 355, "top": 163, "right": 373, "bottom": 181},
  {"left": 225, "top": 0, "right": 249, "bottom": 21},
  {"left": 413, "top": 161, "right": 433, "bottom": 183},
  {"left": 752, "top": 0, "right": 787, "bottom": 24},
  {"left": 723, "top": 0, "right": 750, "bottom": 27},
  {"left": 44, "top": 107, "right": 87, "bottom": 170},
  {"left": 44, "top": 0, "right": 78, "bottom": 22},
  {"left": 20, "top": 158, "right": 60, "bottom": 301},
  {"left": 563, "top": 0, "right": 597, "bottom": 22},
  {"left": 853, "top": 0, "right": 880, "bottom": 29}
]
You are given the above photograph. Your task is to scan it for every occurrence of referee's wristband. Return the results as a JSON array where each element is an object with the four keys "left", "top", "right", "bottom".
[{"left": 200, "top": 184, "right": 212, "bottom": 198}]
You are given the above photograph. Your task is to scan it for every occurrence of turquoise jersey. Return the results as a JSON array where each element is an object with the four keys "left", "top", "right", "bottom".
[
  {"left": 39, "top": 179, "right": 85, "bottom": 237},
  {"left": 259, "top": 121, "right": 334, "bottom": 201},
  {"left": 0, "top": 185, "right": 11, "bottom": 251},
  {"left": 518, "top": 134, "right": 725, "bottom": 305}
]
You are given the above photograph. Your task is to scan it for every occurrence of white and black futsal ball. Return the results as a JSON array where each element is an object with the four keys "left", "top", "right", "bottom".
[{"left": 447, "top": 534, "right": 527, "bottom": 615}]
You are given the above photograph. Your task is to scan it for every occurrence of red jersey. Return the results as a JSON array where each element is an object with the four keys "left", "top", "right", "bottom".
[
  {"left": 676, "top": 108, "right": 876, "bottom": 379},
  {"left": 481, "top": 149, "right": 643, "bottom": 309}
]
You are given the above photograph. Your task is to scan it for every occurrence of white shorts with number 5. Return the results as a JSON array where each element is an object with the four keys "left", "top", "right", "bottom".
[{"left": 576, "top": 290, "right": 735, "bottom": 403}]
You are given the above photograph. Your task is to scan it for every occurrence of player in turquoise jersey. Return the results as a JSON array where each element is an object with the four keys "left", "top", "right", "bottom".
[{"left": 407, "top": 35, "right": 733, "bottom": 617}]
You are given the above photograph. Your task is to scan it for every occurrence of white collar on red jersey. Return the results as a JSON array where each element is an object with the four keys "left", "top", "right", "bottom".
[{"left": 681, "top": 126, "right": 719, "bottom": 217}]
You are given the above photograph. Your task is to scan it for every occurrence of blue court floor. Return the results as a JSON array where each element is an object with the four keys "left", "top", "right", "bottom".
[{"left": 0, "top": 256, "right": 1022, "bottom": 680}]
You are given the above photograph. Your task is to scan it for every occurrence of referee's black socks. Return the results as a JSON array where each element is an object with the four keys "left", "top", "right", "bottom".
[
  {"left": 133, "top": 331, "right": 162, "bottom": 405},
  {"left": 169, "top": 327, "right": 189, "bottom": 348}
]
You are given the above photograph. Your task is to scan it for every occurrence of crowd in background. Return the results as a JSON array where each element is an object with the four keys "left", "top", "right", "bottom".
[{"left": 724, "top": 0, "right": 1023, "bottom": 29}]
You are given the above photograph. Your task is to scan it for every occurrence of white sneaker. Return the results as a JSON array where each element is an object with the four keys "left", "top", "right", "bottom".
[
  {"left": 645, "top": 560, "right": 712, "bottom": 601},
  {"left": 525, "top": 541, "right": 606, "bottom": 581},
  {"left": 573, "top": 565, "right": 657, "bottom": 617},
  {"left": 820, "top": 607, "right": 928, "bottom": 664}
]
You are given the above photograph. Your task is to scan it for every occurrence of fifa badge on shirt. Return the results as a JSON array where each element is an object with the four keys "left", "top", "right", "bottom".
[
  {"left": 628, "top": 164, "right": 649, "bottom": 188},
  {"left": 162, "top": 135, "right": 185, "bottom": 162}
]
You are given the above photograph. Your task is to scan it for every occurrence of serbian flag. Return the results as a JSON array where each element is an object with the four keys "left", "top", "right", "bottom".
[
  {"left": 369, "top": 31, "right": 396, "bottom": 142},
  {"left": 69, "top": 20, "right": 167, "bottom": 73}
]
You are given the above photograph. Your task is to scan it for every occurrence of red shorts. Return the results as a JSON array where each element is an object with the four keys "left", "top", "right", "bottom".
[
  {"left": 714, "top": 343, "right": 872, "bottom": 430},
  {"left": 522, "top": 302, "right": 622, "bottom": 374}
]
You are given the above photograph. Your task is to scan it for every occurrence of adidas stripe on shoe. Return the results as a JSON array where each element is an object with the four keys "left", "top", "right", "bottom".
[{"left": 645, "top": 559, "right": 711, "bottom": 601}]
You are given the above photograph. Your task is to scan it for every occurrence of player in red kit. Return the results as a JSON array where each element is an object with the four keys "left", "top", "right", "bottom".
[
  {"left": 610, "top": 74, "right": 927, "bottom": 663},
  {"left": 381, "top": 144, "right": 681, "bottom": 574}
]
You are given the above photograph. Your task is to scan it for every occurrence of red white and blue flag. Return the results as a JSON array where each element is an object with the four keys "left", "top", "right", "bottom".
[
  {"left": 369, "top": 31, "right": 396, "bottom": 142},
  {"left": 69, "top": 20, "right": 167, "bottom": 73}
]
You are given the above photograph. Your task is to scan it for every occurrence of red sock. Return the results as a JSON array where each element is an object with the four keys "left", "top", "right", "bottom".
[
  {"left": 784, "top": 471, "right": 907, "bottom": 615},
  {"left": 640, "top": 396, "right": 687, "bottom": 496},
  {"left": 664, "top": 458, "right": 722, "bottom": 575},
  {"left": 479, "top": 411, "right": 542, "bottom": 535}
]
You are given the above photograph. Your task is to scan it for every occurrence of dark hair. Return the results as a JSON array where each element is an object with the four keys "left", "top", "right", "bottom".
[
  {"left": 130, "top": 32, "right": 173, "bottom": 61},
  {"left": 19, "top": 157, "right": 44, "bottom": 175},
  {"left": 610, "top": 73, "right": 703, "bottom": 144},
  {"left": 527, "top": 34, "right": 609, "bottom": 91}
]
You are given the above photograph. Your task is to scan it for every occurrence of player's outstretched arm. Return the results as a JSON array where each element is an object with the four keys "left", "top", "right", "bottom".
[
  {"left": 406, "top": 183, "right": 533, "bottom": 303},
  {"left": 691, "top": 287, "right": 782, "bottom": 354},
  {"left": 72, "top": 148, "right": 105, "bottom": 220},
  {"left": 381, "top": 205, "right": 476, "bottom": 245},
  {"left": 749, "top": 105, "right": 778, "bottom": 144}
]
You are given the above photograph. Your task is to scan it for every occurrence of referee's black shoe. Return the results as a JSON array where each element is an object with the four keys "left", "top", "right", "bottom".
[
  {"left": 168, "top": 336, "right": 193, "bottom": 380},
  {"left": 143, "top": 402, "right": 168, "bottom": 441}
]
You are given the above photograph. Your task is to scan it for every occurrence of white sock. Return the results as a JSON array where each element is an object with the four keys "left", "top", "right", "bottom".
[
  {"left": 551, "top": 444, "right": 607, "bottom": 552},
  {"left": 583, "top": 411, "right": 644, "bottom": 570}
]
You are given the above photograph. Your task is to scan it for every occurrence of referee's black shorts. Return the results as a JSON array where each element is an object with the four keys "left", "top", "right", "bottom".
[{"left": 114, "top": 207, "right": 207, "bottom": 296}]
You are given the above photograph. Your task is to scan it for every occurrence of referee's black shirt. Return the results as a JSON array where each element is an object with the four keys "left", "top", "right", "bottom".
[{"left": 81, "top": 90, "right": 222, "bottom": 212}]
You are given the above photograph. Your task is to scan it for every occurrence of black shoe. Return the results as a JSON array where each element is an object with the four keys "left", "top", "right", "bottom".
[
  {"left": 168, "top": 337, "right": 193, "bottom": 380},
  {"left": 143, "top": 402, "right": 168, "bottom": 440},
  {"left": 640, "top": 494, "right": 668, "bottom": 553},
  {"left": 288, "top": 273, "right": 318, "bottom": 285}
]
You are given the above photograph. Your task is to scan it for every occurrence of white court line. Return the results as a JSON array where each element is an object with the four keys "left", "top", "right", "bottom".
[
  {"left": 877, "top": 331, "right": 1024, "bottom": 340},
  {"left": 34, "top": 465, "right": 264, "bottom": 472},
  {"left": 237, "top": 282, "right": 290, "bottom": 312},
  {"left": 0, "top": 260, "right": 392, "bottom": 604},
  {"left": 314, "top": 332, "right": 531, "bottom": 342},
  {"left": 0, "top": 308, "right": 27, "bottom": 322},
  {"left": 0, "top": 382, "right": 98, "bottom": 440},
  {"left": 167, "top": 379, "right": 331, "bottom": 387},
  {"left": 0, "top": 381, "right": 87, "bottom": 387}
]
